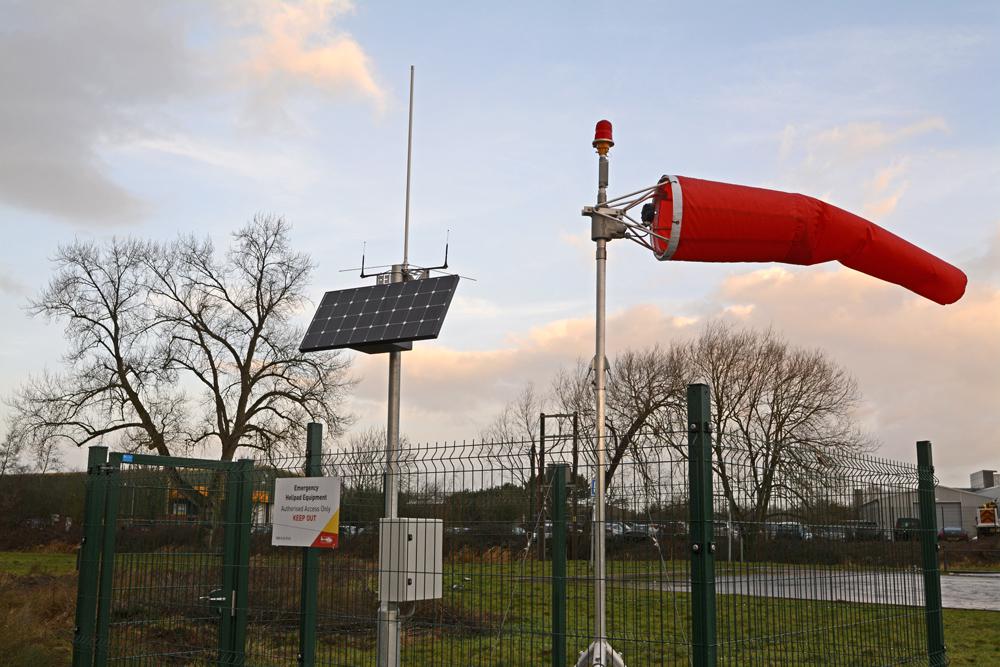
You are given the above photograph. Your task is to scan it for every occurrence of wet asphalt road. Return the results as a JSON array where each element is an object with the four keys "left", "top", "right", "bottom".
[{"left": 649, "top": 569, "right": 1000, "bottom": 611}]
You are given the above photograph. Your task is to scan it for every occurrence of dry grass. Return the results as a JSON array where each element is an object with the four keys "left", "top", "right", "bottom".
[
  {"left": 0, "top": 571, "right": 76, "bottom": 665},
  {"left": 451, "top": 545, "right": 513, "bottom": 564}
]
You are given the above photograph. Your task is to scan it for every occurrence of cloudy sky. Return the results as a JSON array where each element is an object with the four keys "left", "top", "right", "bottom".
[{"left": 1, "top": 1, "right": 997, "bottom": 485}]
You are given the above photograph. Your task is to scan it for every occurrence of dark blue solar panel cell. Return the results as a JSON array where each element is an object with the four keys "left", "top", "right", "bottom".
[{"left": 398, "top": 322, "right": 421, "bottom": 339}]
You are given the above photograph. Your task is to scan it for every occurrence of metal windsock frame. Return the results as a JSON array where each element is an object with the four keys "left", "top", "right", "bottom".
[{"left": 578, "top": 118, "right": 967, "bottom": 666}]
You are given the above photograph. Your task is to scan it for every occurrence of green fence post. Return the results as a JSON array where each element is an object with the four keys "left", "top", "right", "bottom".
[
  {"left": 232, "top": 458, "right": 254, "bottom": 666},
  {"left": 299, "top": 423, "right": 323, "bottom": 666},
  {"left": 687, "top": 384, "right": 717, "bottom": 667},
  {"left": 93, "top": 453, "right": 123, "bottom": 666},
  {"left": 73, "top": 445, "right": 108, "bottom": 667},
  {"left": 220, "top": 463, "right": 241, "bottom": 664},
  {"left": 550, "top": 463, "right": 568, "bottom": 667},
  {"left": 916, "top": 440, "right": 946, "bottom": 666}
]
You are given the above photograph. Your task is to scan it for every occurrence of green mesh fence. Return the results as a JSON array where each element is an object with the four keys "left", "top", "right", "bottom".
[{"left": 71, "top": 394, "right": 946, "bottom": 665}]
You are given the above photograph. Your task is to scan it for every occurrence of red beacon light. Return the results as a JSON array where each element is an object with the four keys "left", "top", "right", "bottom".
[{"left": 593, "top": 119, "right": 614, "bottom": 155}]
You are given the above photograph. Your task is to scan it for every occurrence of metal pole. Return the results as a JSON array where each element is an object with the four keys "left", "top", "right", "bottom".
[
  {"left": 377, "top": 263, "right": 404, "bottom": 667},
  {"left": 539, "top": 412, "right": 547, "bottom": 559},
  {"left": 379, "top": 65, "right": 417, "bottom": 667},
  {"left": 688, "top": 384, "right": 717, "bottom": 667},
  {"left": 299, "top": 423, "right": 322, "bottom": 666},
  {"left": 594, "top": 230, "right": 609, "bottom": 665},
  {"left": 572, "top": 412, "right": 579, "bottom": 482},
  {"left": 72, "top": 445, "right": 108, "bottom": 667},
  {"left": 551, "top": 463, "right": 569, "bottom": 667},
  {"left": 917, "top": 440, "right": 946, "bottom": 666},
  {"left": 93, "top": 454, "right": 122, "bottom": 666},
  {"left": 577, "top": 122, "right": 624, "bottom": 667},
  {"left": 402, "top": 65, "right": 414, "bottom": 268},
  {"left": 233, "top": 458, "right": 254, "bottom": 665},
  {"left": 727, "top": 504, "right": 732, "bottom": 563},
  {"left": 573, "top": 412, "right": 580, "bottom": 559}
]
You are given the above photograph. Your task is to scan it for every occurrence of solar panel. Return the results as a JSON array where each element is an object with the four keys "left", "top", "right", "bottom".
[{"left": 299, "top": 274, "right": 460, "bottom": 354}]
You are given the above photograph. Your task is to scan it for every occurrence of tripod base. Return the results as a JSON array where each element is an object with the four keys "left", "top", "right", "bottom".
[{"left": 576, "top": 641, "right": 626, "bottom": 667}]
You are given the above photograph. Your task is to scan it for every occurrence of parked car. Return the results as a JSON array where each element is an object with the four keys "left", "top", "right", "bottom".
[
  {"left": 624, "top": 523, "right": 657, "bottom": 541},
  {"left": 766, "top": 521, "right": 811, "bottom": 540},
  {"left": 539, "top": 521, "right": 553, "bottom": 539},
  {"left": 604, "top": 521, "right": 628, "bottom": 538},
  {"left": 713, "top": 521, "right": 740, "bottom": 540},
  {"left": 843, "top": 520, "right": 883, "bottom": 541},
  {"left": 340, "top": 523, "right": 367, "bottom": 537},
  {"left": 812, "top": 525, "right": 848, "bottom": 541},
  {"left": 659, "top": 521, "right": 688, "bottom": 537},
  {"left": 938, "top": 527, "right": 969, "bottom": 541},
  {"left": 893, "top": 517, "right": 921, "bottom": 541}
]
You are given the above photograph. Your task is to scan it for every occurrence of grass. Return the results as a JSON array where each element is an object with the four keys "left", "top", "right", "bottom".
[
  {"left": 0, "top": 550, "right": 76, "bottom": 576},
  {"left": 1, "top": 550, "right": 997, "bottom": 665}
]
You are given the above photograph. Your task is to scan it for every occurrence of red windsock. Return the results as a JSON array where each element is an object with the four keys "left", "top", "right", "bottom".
[{"left": 649, "top": 175, "right": 967, "bottom": 305}]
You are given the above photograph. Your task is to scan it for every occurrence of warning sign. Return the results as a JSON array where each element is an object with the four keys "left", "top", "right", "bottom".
[{"left": 271, "top": 476, "right": 341, "bottom": 548}]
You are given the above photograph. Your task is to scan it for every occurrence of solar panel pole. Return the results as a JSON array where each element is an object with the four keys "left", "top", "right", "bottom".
[
  {"left": 377, "top": 263, "right": 404, "bottom": 667},
  {"left": 577, "top": 121, "right": 626, "bottom": 667},
  {"left": 385, "top": 265, "right": 404, "bottom": 523}
]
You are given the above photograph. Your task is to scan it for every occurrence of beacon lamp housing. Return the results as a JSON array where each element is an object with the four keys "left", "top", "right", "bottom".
[{"left": 593, "top": 119, "right": 614, "bottom": 155}]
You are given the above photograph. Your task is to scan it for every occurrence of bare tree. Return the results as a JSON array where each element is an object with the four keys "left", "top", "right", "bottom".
[
  {"left": 9, "top": 215, "right": 352, "bottom": 463},
  {"left": 551, "top": 346, "right": 687, "bottom": 487},
  {"left": 332, "top": 425, "right": 416, "bottom": 493},
  {"left": 549, "top": 324, "right": 867, "bottom": 521},
  {"left": 687, "top": 322, "right": 869, "bottom": 524},
  {"left": 0, "top": 426, "right": 26, "bottom": 477},
  {"left": 479, "top": 383, "right": 543, "bottom": 485}
]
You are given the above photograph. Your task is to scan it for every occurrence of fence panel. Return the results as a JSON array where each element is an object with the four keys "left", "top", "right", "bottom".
[
  {"left": 93, "top": 455, "right": 249, "bottom": 665},
  {"left": 711, "top": 437, "right": 931, "bottom": 666},
  {"left": 72, "top": 413, "right": 947, "bottom": 665}
]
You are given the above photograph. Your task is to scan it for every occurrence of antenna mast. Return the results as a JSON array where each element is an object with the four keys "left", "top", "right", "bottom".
[
  {"left": 403, "top": 65, "right": 414, "bottom": 268},
  {"left": 376, "top": 65, "right": 416, "bottom": 667}
]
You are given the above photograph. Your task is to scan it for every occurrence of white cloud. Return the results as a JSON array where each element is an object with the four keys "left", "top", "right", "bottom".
[
  {"left": 0, "top": 2, "right": 192, "bottom": 224},
  {"left": 127, "top": 135, "right": 320, "bottom": 189},
  {"left": 862, "top": 160, "right": 909, "bottom": 219},
  {"left": 774, "top": 117, "right": 950, "bottom": 224},
  {"left": 806, "top": 118, "right": 948, "bottom": 163},
  {"left": 237, "top": 0, "right": 386, "bottom": 121},
  {"left": 713, "top": 265, "right": 1000, "bottom": 485},
  {"left": 0, "top": 1, "right": 384, "bottom": 225},
  {"left": 344, "top": 241, "right": 998, "bottom": 485}
]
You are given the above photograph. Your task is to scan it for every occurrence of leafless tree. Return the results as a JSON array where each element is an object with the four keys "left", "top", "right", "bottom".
[
  {"left": 551, "top": 346, "right": 687, "bottom": 487},
  {"left": 332, "top": 425, "right": 414, "bottom": 492},
  {"left": 549, "top": 323, "right": 867, "bottom": 521},
  {"left": 1, "top": 411, "right": 65, "bottom": 475},
  {"left": 686, "top": 322, "right": 869, "bottom": 524},
  {"left": 479, "top": 383, "right": 543, "bottom": 485},
  {"left": 9, "top": 215, "right": 352, "bottom": 465},
  {"left": 0, "top": 427, "right": 26, "bottom": 477}
]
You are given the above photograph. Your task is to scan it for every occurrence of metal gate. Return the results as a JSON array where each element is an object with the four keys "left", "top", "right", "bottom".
[{"left": 72, "top": 446, "right": 254, "bottom": 666}]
